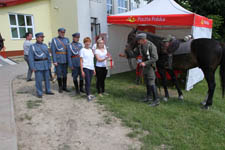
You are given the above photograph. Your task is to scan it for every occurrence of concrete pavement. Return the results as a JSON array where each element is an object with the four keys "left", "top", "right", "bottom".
[{"left": 0, "top": 62, "right": 27, "bottom": 150}]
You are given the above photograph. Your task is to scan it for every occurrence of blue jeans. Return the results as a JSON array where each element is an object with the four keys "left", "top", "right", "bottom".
[{"left": 83, "top": 68, "right": 93, "bottom": 95}]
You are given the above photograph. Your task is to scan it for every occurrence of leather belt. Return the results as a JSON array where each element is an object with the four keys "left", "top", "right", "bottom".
[
  {"left": 71, "top": 55, "right": 79, "bottom": 58},
  {"left": 56, "top": 52, "right": 67, "bottom": 54},
  {"left": 34, "top": 58, "right": 48, "bottom": 61}
]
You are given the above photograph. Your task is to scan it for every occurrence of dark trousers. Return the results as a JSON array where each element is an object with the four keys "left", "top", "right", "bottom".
[
  {"left": 95, "top": 66, "right": 107, "bottom": 94},
  {"left": 56, "top": 63, "right": 68, "bottom": 78},
  {"left": 83, "top": 68, "right": 94, "bottom": 96},
  {"left": 24, "top": 55, "right": 32, "bottom": 80}
]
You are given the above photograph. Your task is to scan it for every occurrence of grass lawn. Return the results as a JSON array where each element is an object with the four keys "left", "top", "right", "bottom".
[{"left": 91, "top": 70, "right": 225, "bottom": 150}]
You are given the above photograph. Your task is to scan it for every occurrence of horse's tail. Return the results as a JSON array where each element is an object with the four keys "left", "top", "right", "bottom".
[{"left": 219, "top": 42, "right": 225, "bottom": 97}]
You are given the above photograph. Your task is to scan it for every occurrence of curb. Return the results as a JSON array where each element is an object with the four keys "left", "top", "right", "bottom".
[{"left": 9, "top": 76, "right": 18, "bottom": 150}]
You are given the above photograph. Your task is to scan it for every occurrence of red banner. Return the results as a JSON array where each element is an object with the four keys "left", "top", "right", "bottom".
[
  {"left": 194, "top": 14, "right": 213, "bottom": 28},
  {"left": 108, "top": 14, "right": 212, "bottom": 29},
  {"left": 137, "top": 26, "right": 156, "bottom": 33}
]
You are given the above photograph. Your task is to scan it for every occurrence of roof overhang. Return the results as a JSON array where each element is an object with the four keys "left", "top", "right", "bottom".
[{"left": 0, "top": 0, "right": 34, "bottom": 7}]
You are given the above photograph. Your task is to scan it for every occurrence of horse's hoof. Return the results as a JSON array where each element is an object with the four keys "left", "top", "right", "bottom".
[
  {"left": 201, "top": 105, "right": 210, "bottom": 110},
  {"left": 178, "top": 95, "right": 184, "bottom": 100},
  {"left": 163, "top": 97, "right": 168, "bottom": 102},
  {"left": 141, "top": 97, "right": 152, "bottom": 103},
  {"left": 200, "top": 100, "right": 207, "bottom": 106}
]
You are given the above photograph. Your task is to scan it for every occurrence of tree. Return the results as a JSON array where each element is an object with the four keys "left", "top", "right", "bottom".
[{"left": 135, "top": 0, "right": 225, "bottom": 40}]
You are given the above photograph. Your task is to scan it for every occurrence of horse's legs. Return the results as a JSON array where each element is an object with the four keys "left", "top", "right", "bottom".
[
  {"left": 202, "top": 68, "right": 216, "bottom": 108},
  {"left": 167, "top": 69, "right": 183, "bottom": 99},
  {"left": 158, "top": 67, "right": 169, "bottom": 99},
  {"left": 201, "top": 93, "right": 208, "bottom": 106}
]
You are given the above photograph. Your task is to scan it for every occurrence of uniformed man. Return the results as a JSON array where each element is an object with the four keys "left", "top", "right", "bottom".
[
  {"left": 158, "top": 35, "right": 183, "bottom": 101},
  {"left": 126, "top": 33, "right": 160, "bottom": 107},
  {"left": 28, "top": 32, "right": 54, "bottom": 98},
  {"left": 67, "top": 32, "right": 84, "bottom": 95},
  {"left": 51, "top": 28, "right": 70, "bottom": 93}
]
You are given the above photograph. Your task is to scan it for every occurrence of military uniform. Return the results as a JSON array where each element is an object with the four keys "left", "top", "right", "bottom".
[
  {"left": 28, "top": 32, "right": 54, "bottom": 98},
  {"left": 67, "top": 33, "right": 84, "bottom": 94},
  {"left": 126, "top": 33, "right": 159, "bottom": 106},
  {"left": 51, "top": 28, "right": 70, "bottom": 93},
  {"left": 158, "top": 35, "right": 183, "bottom": 99}
]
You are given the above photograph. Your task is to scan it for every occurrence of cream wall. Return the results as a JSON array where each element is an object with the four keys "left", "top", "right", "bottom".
[
  {"left": 76, "top": 0, "right": 91, "bottom": 43},
  {"left": 49, "top": 0, "right": 78, "bottom": 42},
  {"left": 0, "top": 0, "right": 53, "bottom": 51}
]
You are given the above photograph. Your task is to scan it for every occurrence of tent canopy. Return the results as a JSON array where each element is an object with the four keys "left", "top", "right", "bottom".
[{"left": 107, "top": 0, "right": 212, "bottom": 29}]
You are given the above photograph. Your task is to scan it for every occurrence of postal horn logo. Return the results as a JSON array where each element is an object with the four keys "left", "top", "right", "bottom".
[
  {"left": 127, "top": 16, "right": 136, "bottom": 23},
  {"left": 201, "top": 19, "right": 204, "bottom": 25}
]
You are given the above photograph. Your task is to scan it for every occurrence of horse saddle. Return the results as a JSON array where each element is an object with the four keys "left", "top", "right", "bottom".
[{"left": 170, "top": 39, "right": 193, "bottom": 56}]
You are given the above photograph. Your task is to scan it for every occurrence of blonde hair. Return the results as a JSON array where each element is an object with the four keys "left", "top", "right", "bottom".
[{"left": 96, "top": 39, "right": 104, "bottom": 49}]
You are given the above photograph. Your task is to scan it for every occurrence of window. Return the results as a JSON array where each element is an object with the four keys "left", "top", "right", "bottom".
[
  {"left": 91, "top": 17, "right": 101, "bottom": 44},
  {"left": 131, "top": 0, "right": 138, "bottom": 10},
  {"left": 9, "top": 13, "right": 34, "bottom": 39},
  {"left": 107, "top": 0, "right": 113, "bottom": 15},
  {"left": 117, "top": 0, "right": 128, "bottom": 13}
]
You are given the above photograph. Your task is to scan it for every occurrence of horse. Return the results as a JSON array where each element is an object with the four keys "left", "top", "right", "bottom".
[
  {"left": 124, "top": 28, "right": 225, "bottom": 109},
  {"left": 125, "top": 29, "right": 184, "bottom": 102},
  {"left": 0, "top": 33, "right": 4, "bottom": 51}
]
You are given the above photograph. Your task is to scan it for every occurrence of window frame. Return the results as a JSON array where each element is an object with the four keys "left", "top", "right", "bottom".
[
  {"left": 107, "top": 0, "right": 113, "bottom": 15},
  {"left": 8, "top": 13, "right": 35, "bottom": 40},
  {"left": 117, "top": 0, "right": 128, "bottom": 14}
]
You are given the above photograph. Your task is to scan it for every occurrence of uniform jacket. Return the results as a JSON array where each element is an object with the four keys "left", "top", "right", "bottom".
[
  {"left": 51, "top": 36, "right": 70, "bottom": 64},
  {"left": 67, "top": 41, "right": 83, "bottom": 68},
  {"left": 28, "top": 42, "right": 51, "bottom": 71},
  {"left": 127, "top": 40, "right": 158, "bottom": 76}
]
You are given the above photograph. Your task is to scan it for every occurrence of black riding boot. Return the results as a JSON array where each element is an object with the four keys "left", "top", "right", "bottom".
[
  {"left": 149, "top": 85, "right": 160, "bottom": 107},
  {"left": 57, "top": 78, "right": 63, "bottom": 93},
  {"left": 73, "top": 79, "right": 80, "bottom": 95},
  {"left": 63, "top": 77, "right": 70, "bottom": 92},
  {"left": 80, "top": 79, "right": 85, "bottom": 93}
]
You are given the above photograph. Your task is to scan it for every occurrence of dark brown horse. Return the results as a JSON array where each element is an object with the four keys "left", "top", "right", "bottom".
[
  {"left": 125, "top": 28, "right": 225, "bottom": 109},
  {"left": 0, "top": 33, "right": 4, "bottom": 51}
]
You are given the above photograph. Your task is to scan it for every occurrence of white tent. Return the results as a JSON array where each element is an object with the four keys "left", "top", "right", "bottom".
[{"left": 107, "top": 0, "right": 213, "bottom": 90}]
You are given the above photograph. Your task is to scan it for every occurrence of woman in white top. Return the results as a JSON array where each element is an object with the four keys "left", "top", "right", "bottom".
[
  {"left": 95, "top": 39, "right": 110, "bottom": 96},
  {"left": 80, "top": 37, "right": 96, "bottom": 101},
  {"left": 92, "top": 35, "right": 106, "bottom": 54}
]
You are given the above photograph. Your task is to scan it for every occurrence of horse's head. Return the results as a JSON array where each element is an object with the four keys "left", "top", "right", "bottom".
[
  {"left": 0, "top": 33, "right": 4, "bottom": 51},
  {"left": 125, "top": 28, "right": 139, "bottom": 55}
]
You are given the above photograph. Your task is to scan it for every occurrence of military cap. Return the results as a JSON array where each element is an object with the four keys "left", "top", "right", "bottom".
[
  {"left": 72, "top": 32, "right": 80, "bottom": 38},
  {"left": 136, "top": 33, "right": 147, "bottom": 40},
  {"left": 163, "top": 34, "right": 173, "bottom": 42},
  {"left": 35, "top": 32, "right": 44, "bottom": 38},
  {"left": 58, "top": 28, "right": 66, "bottom": 32}
]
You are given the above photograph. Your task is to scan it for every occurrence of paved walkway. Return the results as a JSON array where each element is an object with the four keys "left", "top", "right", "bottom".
[{"left": 0, "top": 62, "right": 26, "bottom": 150}]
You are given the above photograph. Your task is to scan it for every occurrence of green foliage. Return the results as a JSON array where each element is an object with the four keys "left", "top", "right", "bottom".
[
  {"left": 140, "top": 0, "right": 225, "bottom": 41},
  {"left": 26, "top": 100, "right": 42, "bottom": 109},
  {"left": 207, "top": 15, "right": 224, "bottom": 40},
  {"left": 93, "top": 70, "right": 225, "bottom": 149},
  {"left": 175, "top": 0, "right": 192, "bottom": 11}
]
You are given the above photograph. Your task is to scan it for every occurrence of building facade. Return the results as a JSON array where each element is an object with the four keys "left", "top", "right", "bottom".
[
  {"left": 0, "top": 0, "right": 147, "bottom": 75},
  {"left": 0, "top": 0, "right": 79, "bottom": 57}
]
